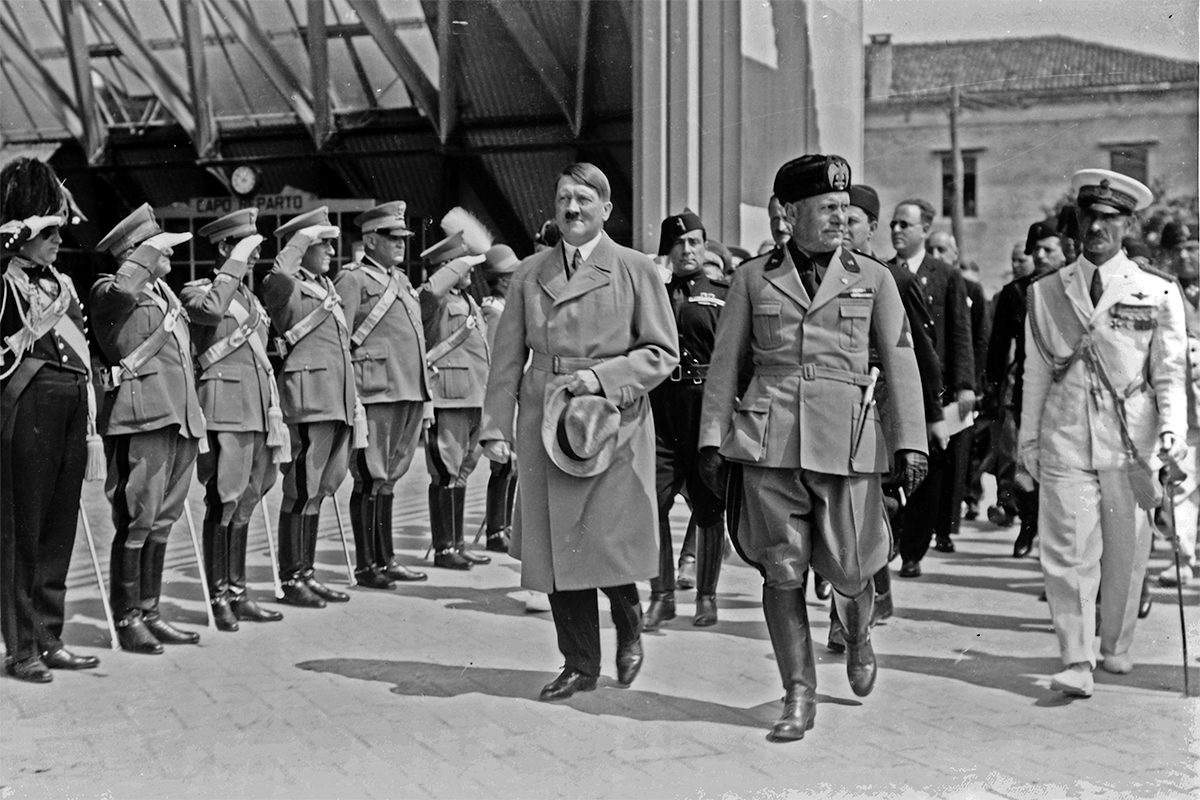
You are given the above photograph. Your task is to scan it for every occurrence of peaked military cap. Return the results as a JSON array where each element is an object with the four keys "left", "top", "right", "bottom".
[
  {"left": 420, "top": 230, "right": 470, "bottom": 265},
  {"left": 198, "top": 207, "right": 259, "bottom": 243},
  {"left": 774, "top": 154, "right": 851, "bottom": 204},
  {"left": 483, "top": 244, "right": 519, "bottom": 275},
  {"left": 657, "top": 209, "right": 705, "bottom": 256},
  {"left": 848, "top": 184, "right": 880, "bottom": 221},
  {"left": 97, "top": 202, "right": 191, "bottom": 257},
  {"left": 274, "top": 205, "right": 337, "bottom": 239},
  {"left": 1071, "top": 169, "right": 1153, "bottom": 215},
  {"left": 354, "top": 201, "right": 413, "bottom": 236}
]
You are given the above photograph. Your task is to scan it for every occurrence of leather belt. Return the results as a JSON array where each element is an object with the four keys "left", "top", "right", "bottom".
[
  {"left": 669, "top": 363, "right": 709, "bottom": 383},
  {"left": 754, "top": 363, "right": 874, "bottom": 386},
  {"left": 530, "top": 351, "right": 605, "bottom": 374}
]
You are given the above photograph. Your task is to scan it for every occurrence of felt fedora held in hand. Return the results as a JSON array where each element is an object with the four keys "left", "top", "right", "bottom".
[{"left": 542, "top": 382, "right": 620, "bottom": 478}]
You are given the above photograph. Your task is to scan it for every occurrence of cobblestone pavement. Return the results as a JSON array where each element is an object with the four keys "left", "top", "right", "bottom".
[{"left": 2, "top": 463, "right": 1198, "bottom": 800}]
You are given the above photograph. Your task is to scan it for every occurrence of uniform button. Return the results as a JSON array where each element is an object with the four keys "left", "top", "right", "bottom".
[{"left": 62, "top": 355, "right": 69, "bottom": 362}]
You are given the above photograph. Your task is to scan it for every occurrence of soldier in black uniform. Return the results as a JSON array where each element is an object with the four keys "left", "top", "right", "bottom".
[{"left": 644, "top": 211, "right": 730, "bottom": 629}]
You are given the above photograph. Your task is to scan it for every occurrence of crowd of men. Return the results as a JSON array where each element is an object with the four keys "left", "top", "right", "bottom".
[{"left": 1, "top": 153, "right": 1196, "bottom": 743}]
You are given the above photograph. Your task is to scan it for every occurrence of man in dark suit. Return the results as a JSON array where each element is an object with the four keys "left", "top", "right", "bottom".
[{"left": 887, "top": 199, "right": 975, "bottom": 578}]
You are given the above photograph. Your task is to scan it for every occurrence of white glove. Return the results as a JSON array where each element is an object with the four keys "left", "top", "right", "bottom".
[
  {"left": 22, "top": 215, "right": 63, "bottom": 238},
  {"left": 483, "top": 440, "right": 511, "bottom": 463},
  {"left": 144, "top": 231, "right": 184, "bottom": 251},
  {"left": 229, "top": 233, "right": 265, "bottom": 264}
]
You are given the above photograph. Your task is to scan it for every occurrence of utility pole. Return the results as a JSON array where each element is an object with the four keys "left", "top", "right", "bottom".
[{"left": 949, "top": 84, "right": 965, "bottom": 259}]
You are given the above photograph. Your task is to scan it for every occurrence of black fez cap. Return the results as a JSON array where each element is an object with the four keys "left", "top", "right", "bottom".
[
  {"left": 1160, "top": 221, "right": 1198, "bottom": 250},
  {"left": 657, "top": 209, "right": 705, "bottom": 256},
  {"left": 773, "top": 154, "right": 851, "bottom": 204},
  {"left": 848, "top": 185, "right": 880, "bottom": 221},
  {"left": 1024, "top": 219, "right": 1060, "bottom": 255},
  {"left": 1056, "top": 205, "right": 1079, "bottom": 241}
]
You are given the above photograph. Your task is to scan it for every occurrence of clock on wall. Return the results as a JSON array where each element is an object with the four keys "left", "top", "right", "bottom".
[{"left": 230, "top": 165, "right": 259, "bottom": 196}]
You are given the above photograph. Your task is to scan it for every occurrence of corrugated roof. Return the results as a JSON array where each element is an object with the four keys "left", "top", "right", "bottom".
[{"left": 881, "top": 35, "right": 1198, "bottom": 100}]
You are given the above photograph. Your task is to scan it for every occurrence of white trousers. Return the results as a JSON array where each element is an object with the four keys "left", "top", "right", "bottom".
[
  {"left": 1167, "top": 431, "right": 1199, "bottom": 569},
  {"left": 1038, "top": 463, "right": 1151, "bottom": 668}
]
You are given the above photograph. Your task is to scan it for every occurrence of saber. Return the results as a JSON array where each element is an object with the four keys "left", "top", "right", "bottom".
[
  {"left": 78, "top": 511, "right": 119, "bottom": 651},
  {"left": 331, "top": 500, "right": 356, "bottom": 585},
  {"left": 182, "top": 503, "right": 217, "bottom": 629},
  {"left": 259, "top": 499, "right": 283, "bottom": 599},
  {"left": 850, "top": 367, "right": 881, "bottom": 461}
]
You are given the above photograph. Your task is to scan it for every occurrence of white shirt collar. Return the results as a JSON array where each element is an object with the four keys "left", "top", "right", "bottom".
[
  {"left": 905, "top": 252, "right": 924, "bottom": 273},
  {"left": 562, "top": 232, "right": 603, "bottom": 266}
]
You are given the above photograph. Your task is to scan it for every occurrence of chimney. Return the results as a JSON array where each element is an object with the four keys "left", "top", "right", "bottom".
[{"left": 867, "top": 33, "right": 893, "bottom": 101}]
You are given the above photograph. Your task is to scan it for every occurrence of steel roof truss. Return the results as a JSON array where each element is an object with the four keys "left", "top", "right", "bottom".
[
  {"left": 0, "top": 13, "right": 87, "bottom": 143},
  {"left": 346, "top": 0, "right": 440, "bottom": 139},
  {"left": 308, "top": 0, "right": 334, "bottom": 149},
  {"left": 180, "top": 0, "right": 217, "bottom": 157},
  {"left": 486, "top": 0, "right": 573, "bottom": 132}
]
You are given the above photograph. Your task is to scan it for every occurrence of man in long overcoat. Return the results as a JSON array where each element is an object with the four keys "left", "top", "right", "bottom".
[{"left": 480, "top": 163, "right": 679, "bottom": 702}]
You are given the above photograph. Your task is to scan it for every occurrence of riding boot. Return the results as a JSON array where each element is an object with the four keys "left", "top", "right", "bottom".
[
  {"left": 1013, "top": 486, "right": 1039, "bottom": 558},
  {"left": 352, "top": 492, "right": 394, "bottom": 590},
  {"left": 452, "top": 486, "right": 490, "bottom": 565},
  {"left": 140, "top": 540, "right": 200, "bottom": 645},
  {"left": 111, "top": 545, "right": 162, "bottom": 654},
  {"left": 761, "top": 585, "right": 817, "bottom": 741},
  {"left": 871, "top": 567, "right": 894, "bottom": 625},
  {"left": 834, "top": 584, "right": 877, "bottom": 697},
  {"left": 693, "top": 523, "right": 724, "bottom": 627},
  {"left": 676, "top": 519, "right": 697, "bottom": 589},
  {"left": 826, "top": 604, "right": 847, "bottom": 653},
  {"left": 430, "top": 486, "right": 472, "bottom": 569},
  {"left": 279, "top": 511, "right": 324, "bottom": 608},
  {"left": 303, "top": 513, "right": 349, "bottom": 602},
  {"left": 485, "top": 462, "right": 512, "bottom": 552},
  {"left": 643, "top": 591, "right": 676, "bottom": 632},
  {"left": 228, "top": 521, "right": 282, "bottom": 622},
  {"left": 206, "top": 521, "right": 238, "bottom": 632},
  {"left": 377, "top": 493, "right": 426, "bottom": 581}
]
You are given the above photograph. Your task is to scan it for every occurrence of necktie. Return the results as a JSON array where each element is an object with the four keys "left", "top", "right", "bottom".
[
  {"left": 1089, "top": 269, "right": 1103, "bottom": 307},
  {"left": 567, "top": 249, "right": 581, "bottom": 279}
]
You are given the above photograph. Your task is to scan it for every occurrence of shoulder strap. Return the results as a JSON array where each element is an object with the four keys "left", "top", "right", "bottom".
[
  {"left": 112, "top": 286, "right": 183, "bottom": 383},
  {"left": 351, "top": 272, "right": 401, "bottom": 347},
  {"left": 196, "top": 293, "right": 262, "bottom": 372}
]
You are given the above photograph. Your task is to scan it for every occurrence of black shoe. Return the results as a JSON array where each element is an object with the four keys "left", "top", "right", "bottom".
[
  {"left": 41, "top": 647, "right": 100, "bottom": 670},
  {"left": 382, "top": 559, "right": 428, "bottom": 582},
  {"left": 846, "top": 635, "right": 877, "bottom": 697},
  {"left": 813, "top": 574, "right": 832, "bottom": 600},
  {"left": 934, "top": 537, "right": 956, "bottom": 553},
  {"left": 211, "top": 597, "right": 240, "bottom": 632},
  {"left": 694, "top": 594, "right": 718, "bottom": 627},
  {"left": 1013, "top": 537, "right": 1034, "bottom": 559},
  {"left": 963, "top": 500, "right": 979, "bottom": 521},
  {"left": 231, "top": 595, "right": 283, "bottom": 622},
  {"left": 676, "top": 556, "right": 696, "bottom": 590},
  {"left": 899, "top": 560, "right": 922, "bottom": 578},
  {"left": 457, "top": 547, "right": 491, "bottom": 565},
  {"left": 485, "top": 529, "right": 511, "bottom": 553},
  {"left": 433, "top": 548, "right": 473, "bottom": 570},
  {"left": 1138, "top": 589, "right": 1153, "bottom": 619},
  {"left": 306, "top": 576, "right": 350, "bottom": 603},
  {"left": 642, "top": 592, "right": 676, "bottom": 631},
  {"left": 280, "top": 580, "right": 326, "bottom": 608},
  {"left": 354, "top": 568, "right": 396, "bottom": 590},
  {"left": 6, "top": 655, "right": 52, "bottom": 683},
  {"left": 115, "top": 613, "right": 164, "bottom": 654},
  {"left": 143, "top": 614, "right": 201, "bottom": 645},
  {"left": 826, "top": 618, "right": 847, "bottom": 653},
  {"left": 616, "top": 638, "right": 644, "bottom": 685},
  {"left": 769, "top": 685, "right": 816, "bottom": 742},
  {"left": 538, "top": 668, "right": 597, "bottom": 701},
  {"left": 870, "top": 591, "right": 894, "bottom": 625}
]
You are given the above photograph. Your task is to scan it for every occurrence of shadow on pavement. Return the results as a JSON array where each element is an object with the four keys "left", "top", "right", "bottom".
[
  {"left": 296, "top": 657, "right": 860, "bottom": 730},
  {"left": 892, "top": 607, "right": 1051, "bottom": 633}
]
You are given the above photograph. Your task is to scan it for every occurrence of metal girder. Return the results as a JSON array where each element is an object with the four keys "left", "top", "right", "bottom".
[
  {"left": 457, "top": 155, "right": 533, "bottom": 255},
  {"left": 0, "top": 14, "right": 87, "bottom": 145},
  {"left": 308, "top": 0, "right": 334, "bottom": 149},
  {"left": 347, "top": 0, "right": 440, "bottom": 139},
  {"left": 486, "top": 0, "right": 573, "bottom": 132},
  {"left": 59, "top": 0, "right": 107, "bottom": 162},
  {"left": 573, "top": 0, "right": 592, "bottom": 138},
  {"left": 437, "top": 0, "right": 458, "bottom": 142},
  {"left": 207, "top": 0, "right": 316, "bottom": 129},
  {"left": 81, "top": 0, "right": 197, "bottom": 137},
  {"left": 180, "top": 0, "right": 217, "bottom": 158}
]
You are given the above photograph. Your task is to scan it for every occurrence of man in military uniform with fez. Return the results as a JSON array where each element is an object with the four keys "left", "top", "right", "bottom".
[
  {"left": 699, "top": 155, "right": 928, "bottom": 741},
  {"left": 180, "top": 208, "right": 285, "bottom": 630},
  {"left": 333, "top": 201, "right": 429, "bottom": 589},
  {"left": 643, "top": 209, "right": 730, "bottom": 631},
  {"left": 261, "top": 206, "right": 357, "bottom": 608},
  {"left": 419, "top": 229, "right": 493, "bottom": 570},
  {"left": 1021, "top": 170, "right": 1188, "bottom": 697},
  {"left": 90, "top": 204, "right": 206, "bottom": 653}
]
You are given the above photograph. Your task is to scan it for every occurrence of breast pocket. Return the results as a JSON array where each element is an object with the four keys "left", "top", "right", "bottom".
[
  {"left": 839, "top": 301, "right": 871, "bottom": 351},
  {"left": 351, "top": 347, "right": 388, "bottom": 394},
  {"left": 752, "top": 302, "right": 783, "bottom": 350},
  {"left": 199, "top": 366, "right": 243, "bottom": 425},
  {"left": 281, "top": 362, "right": 328, "bottom": 416}
]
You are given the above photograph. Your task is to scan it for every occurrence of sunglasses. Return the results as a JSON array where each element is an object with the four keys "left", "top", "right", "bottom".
[{"left": 889, "top": 220, "right": 915, "bottom": 230}]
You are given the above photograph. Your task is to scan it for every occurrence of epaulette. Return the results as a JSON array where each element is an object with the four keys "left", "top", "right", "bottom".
[
  {"left": 1135, "top": 261, "right": 1175, "bottom": 282},
  {"left": 1026, "top": 269, "right": 1057, "bottom": 285},
  {"left": 850, "top": 248, "right": 889, "bottom": 268},
  {"left": 184, "top": 278, "right": 212, "bottom": 288},
  {"left": 708, "top": 275, "right": 730, "bottom": 288},
  {"left": 760, "top": 247, "right": 786, "bottom": 272},
  {"left": 341, "top": 261, "right": 362, "bottom": 272}
]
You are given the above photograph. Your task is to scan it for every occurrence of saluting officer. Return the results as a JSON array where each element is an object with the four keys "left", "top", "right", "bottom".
[
  {"left": 261, "top": 207, "right": 356, "bottom": 608},
  {"left": 699, "top": 155, "right": 928, "bottom": 741},
  {"left": 180, "top": 208, "right": 285, "bottom": 630},
  {"left": 643, "top": 210, "right": 730, "bottom": 631},
  {"left": 419, "top": 225, "right": 493, "bottom": 569},
  {"left": 333, "top": 201, "right": 430, "bottom": 589},
  {"left": 91, "top": 204, "right": 206, "bottom": 653}
]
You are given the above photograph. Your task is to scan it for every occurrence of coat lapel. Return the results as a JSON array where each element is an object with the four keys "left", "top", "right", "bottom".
[
  {"left": 536, "top": 245, "right": 569, "bottom": 302},
  {"left": 763, "top": 247, "right": 811, "bottom": 310},
  {"left": 808, "top": 248, "right": 864, "bottom": 314},
  {"left": 552, "top": 235, "right": 614, "bottom": 307},
  {"left": 1060, "top": 261, "right": 1092, "bottom": 321},
  {"left": 1091, "top": 254, "right": 1137, "bottom": 321}
]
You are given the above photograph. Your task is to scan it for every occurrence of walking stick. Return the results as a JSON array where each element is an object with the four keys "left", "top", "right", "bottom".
[
  {"left": 78, "top": 511, "right": 119, "bottom": 651},
  {"left": 1155, "top": 455, "right": 1190, "bottom": 697},
  {"left": 182, "top": 503, "right": 217, "bottom": 629},
  {"left": 331, "top": 499, "right": 356, "bottom": 585},
  {"left": 259, "top": 499, "right": 283, "bottom": 599}
]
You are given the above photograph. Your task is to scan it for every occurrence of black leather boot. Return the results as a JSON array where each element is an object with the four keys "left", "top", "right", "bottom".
[
  {"left": 834, "top": 584, "right": 877, "bottom": 697},
  {"left": 694, "top": 523, "right": 724, "bottom": 627},
  {"left": 112, "top": 545, "right": 162, "bottom": 655},
  {"left": 377, "top": 494, "right": 426, "bottom": 581},
  {"left": 204, "top": 518, "right": 238, "bottom": 632},
  {"left": 228, "top": 522, "right": 283, "bottom": 622},
  {"left": 1013, "top": 486, "right": 1038, "bottom": 558},
  {"left": 871, "top": 567, "right": 893, "bottom": 625},
  {"left": 608, "top": 585, "right": 644, "bottom": 685},
  {"left": 140, "top": 540, "right": 201, "bottom": 645},
  {"left": 485, "top": 461, "right": 512, "bottom": 553},
  {"left": 826, "top": 604, "right": 847, "bottom": 653},
  {"left": 676, "top": 518, "right": 697, "bottom": 589},
  {"left": 642, "top": 591, "right": 676, "bottom": 631},
  {"left": 352, "top": 491, "right": 394, "bottom": 590},
  {"left": 279, "top": 511, "right": 325, "bottom": 608},
  {"left": 452, "top": 486, "right": 490, "bottom": 565},
  {"left": 303, "top": 514, "right": 349, "bottom": 603},
  {"left": 431, "top": 486, "right": 472, "bottom": 569},
  {"left": 762, "top": 585, "right": 817, "bottom": 741}
]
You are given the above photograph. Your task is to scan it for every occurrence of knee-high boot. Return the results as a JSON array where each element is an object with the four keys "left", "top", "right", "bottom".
[
  {"left": 352, "top": 491, "right": 393, "bottom": 589},
  {"left": 833, "top": 584, "right": 877, "bottom": 697},
  {"left": 140, "top": 540, "right": 200, "bottom": 645},
  {"left": 676, "top": 518, "right": 697, "bottom": 589},
  {"left": 304, "top": 513, "right": 349, "bottom": 603},
  {"left": 452, "top": 486, "right": 490, "bottom": 565},
  {"left": 377, "top": 494, "right": 426, "bottom": 581},
  {"left": 431, "top": 486, "right": 471, "bottom": 569},
  {"left": 279, "top": 511, "right": 324, "bottom": 608},
  {"left": 228, "top": 521, "right": 282, "bottom": 621},
  {"left": 111, "top": 544, "right": 162, "bottom": 654},
  {"left": 203, "top": 517, "right": 238, "bottom": 632},
  {"left": 761, "top": 586, "right": 817, "bottom": 741},
  {"left": 644, "top": 511, "right": 677, "bottom": 631},
  {"left": 872, "top": 566, "right": 894, "bottom": 624},
  {"left": 693, "top": 523, "right": 724, "bottom": 627},
  {"left": 485, "top": 462, "right": 512, "bottom": 552}
]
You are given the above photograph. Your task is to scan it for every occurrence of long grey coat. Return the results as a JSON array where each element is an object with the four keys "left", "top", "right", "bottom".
[{"left": 479, "top": 234, "right": 679, "bottom": 592}]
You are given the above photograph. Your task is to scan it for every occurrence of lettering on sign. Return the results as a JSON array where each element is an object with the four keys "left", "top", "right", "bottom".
[{"left": 191, "top": 194, "right": 308, "bottom": 215}]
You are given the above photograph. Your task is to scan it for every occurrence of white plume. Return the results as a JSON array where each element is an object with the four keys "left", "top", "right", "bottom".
[{"left": 440, "top": 207, "right": 492, "bottom": 256}]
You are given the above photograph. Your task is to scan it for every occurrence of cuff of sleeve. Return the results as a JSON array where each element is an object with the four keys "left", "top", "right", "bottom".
[
  {"left": 125, "top": 243, "right": 167, "bottom": 277},
  {"left": 217, "top": 258, "right": 250, "bottom": 282}
]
